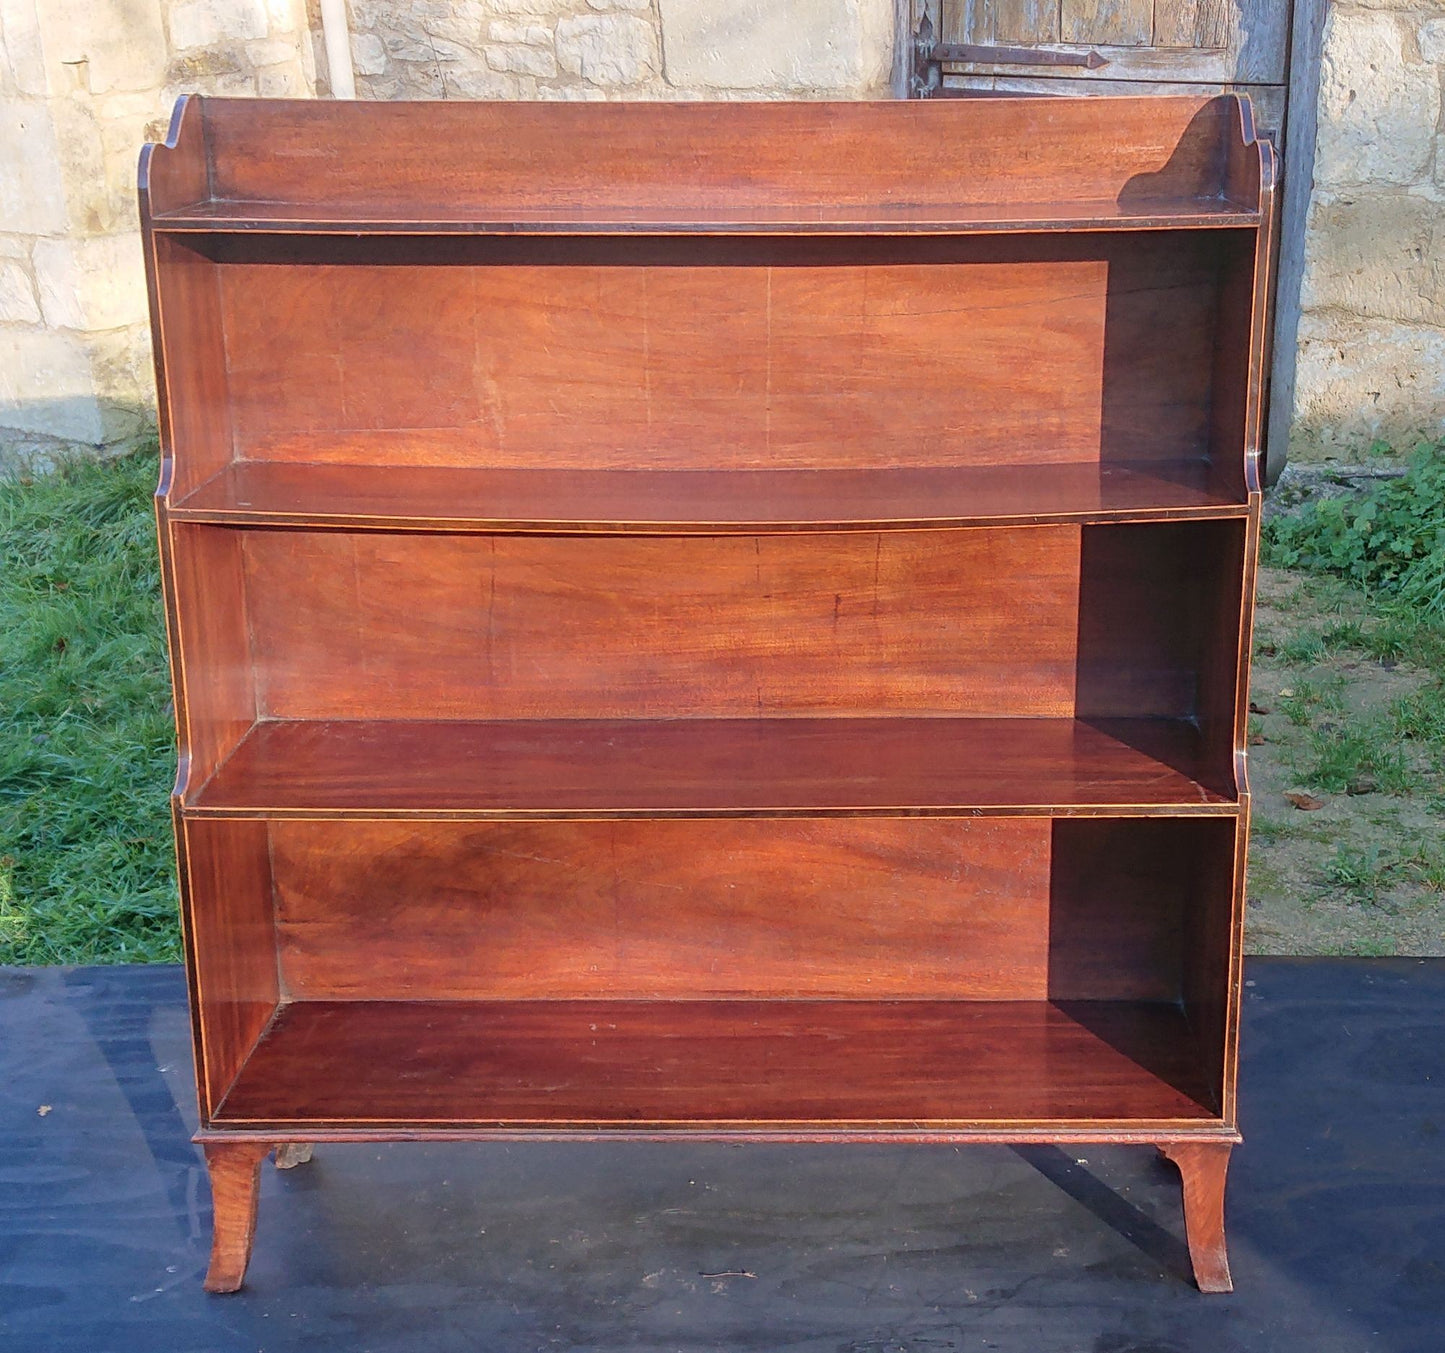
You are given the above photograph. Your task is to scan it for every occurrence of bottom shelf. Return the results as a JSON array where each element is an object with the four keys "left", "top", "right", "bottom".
[{"left": 214, "top": 999, "right": 1218, "bottom": 1130}]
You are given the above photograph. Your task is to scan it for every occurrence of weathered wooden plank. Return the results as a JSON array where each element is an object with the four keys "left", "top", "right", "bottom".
[
  {"left": 943, "top": 0, "right": 994, "bottom": 44},
  {"left": 1152, "top": 0, "right": 1233, "bottom": 54},
  {"left": 1061, "top": 0, "right": 1152, "bottom": 47},
  {"left": 996, "top": 0, "right": 1061, "bottom": 45}
]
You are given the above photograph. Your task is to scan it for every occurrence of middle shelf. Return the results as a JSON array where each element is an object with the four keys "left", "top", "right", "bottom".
[
  {"left": 185, "top": 716, "right": 1237, "bottom": 820},
  {"left": 168, "top": 457, "right": 1248, "bottom": 533}
]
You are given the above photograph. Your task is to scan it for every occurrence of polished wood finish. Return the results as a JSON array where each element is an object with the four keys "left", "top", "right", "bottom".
[
  {"left": 215, "top": 999, "right": 1217, "bottom": 1129},
  {"left": 189, "top": 717, "right": 1233, "bottom": 819},
  {"left": 142, "top": 96, "right": 1272, "bottom": 1294},
  {"left": 271, "top": 818, "right": 1054, "bottom": 1001},
  {"left": 171, "top": 458, "right": 1247, "bottom": 533},
  {"left": 1160, "top": 1140, "right": 1235, "bottom": 1292},
  {"left": 144, "top": 95, "right": 1265, "bottom": 232},
  {"left": 201, "top": 1141, "right": 271, "bottom": 1293}
]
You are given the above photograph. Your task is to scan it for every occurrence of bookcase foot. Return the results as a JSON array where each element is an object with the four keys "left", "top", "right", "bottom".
[
  {"left": 1160, "top": 1141, "right": 1233, "bottom": 1293},
  {"left": 274, "top": 1142, "right": 314, "bottom": 1170},
  {"left": 202, "top": 1142, "right": 272, "bottom": 1293}
]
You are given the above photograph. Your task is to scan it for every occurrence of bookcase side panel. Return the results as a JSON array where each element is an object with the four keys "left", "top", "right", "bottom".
[
  {"left": 1180, "top": 815, "right": 1246, "bottom": 1119},
  {"left": 151, "top": 237, "right": 235, "bottom": 501},
  {"left": 166, "top": 523, "right": 257, "bottom": 793},
  {"left": 269, "top": 818, "right": 1052, "bottom": 1002},
  {"left": 181, "top": 818, "right": 280, "bottom": 1118}
]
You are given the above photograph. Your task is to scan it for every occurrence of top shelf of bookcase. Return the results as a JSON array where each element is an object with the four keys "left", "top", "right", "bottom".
[{"left": 139, "top": 94, "right": 1273, "bottom": 239}]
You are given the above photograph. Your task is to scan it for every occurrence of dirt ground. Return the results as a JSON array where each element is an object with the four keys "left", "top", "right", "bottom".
[{"left": 1246, "top": 567, "right": 1445, "bottom": 955}]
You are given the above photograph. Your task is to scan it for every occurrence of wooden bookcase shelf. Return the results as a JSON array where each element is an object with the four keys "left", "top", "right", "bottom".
[
  {"left": 142, "top": 94, "right": 1272, "bottom": 1296},
  {"left": 169, "top": 458, "right": 1247, "bottom": 533},
  {"left": 183, "top": 716, "right": 1234, "bottom": 819},
  {"left": 212, "top": 999, "right": 1217, "bottom": 1130}
]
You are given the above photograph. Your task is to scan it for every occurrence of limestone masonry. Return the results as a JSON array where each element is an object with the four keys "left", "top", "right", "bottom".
[{"left": 0, "top": 0, "right": 1440, "bottom": 470}]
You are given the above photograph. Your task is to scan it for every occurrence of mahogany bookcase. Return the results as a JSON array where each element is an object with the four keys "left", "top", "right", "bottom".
[{"left": 140, "top": 94, "right": 1273, "bottom": 1294}]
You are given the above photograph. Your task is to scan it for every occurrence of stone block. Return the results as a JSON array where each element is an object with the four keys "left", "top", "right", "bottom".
[
  {"left": 1315, "top": 10, "right": 1438, "bottom": 188},
  {"left": 1301, "top": 192, "right": 1445, "bottom": 327},
  {"left": 266, "top": 0, "right": 300, "bottom": 33},
  {"left": 485, "top": 43, "right": 557, "bottom": 77},
  {"left": 83, "top": 323, "right": 155, "bottom": 407},
  {"left": 257, "top": 63, "right": 305, "bottom": 96},
  {"left": 658, "top": 0, "right": 893, "bottom": 92},
  {"left": 383, "top": 31, "right": 472, "bottom": 65},
  {"left": 1, "top": 0, "right": 49, "bottom": 97},
  {"left": 1420, "top": 17, "right": 1445, "bottom": 66},
  {"left": 445, "top": 65, "right": 523, "bottom": 99},
  {"left": 0, "top": 328, "right": 103, "bottom": 443},
  {"left": 32, "top": 233, "right": 148, "bottom": 333},
  {"left": 588, "top": 0, "right": 651, "bottom": 9},
  {"left": 36, "top": 0, "right": 167, "bottom": 95},
  {"left": 0, "top": 259, "right": 40, "bottom": 325},
  {"left": 247, "top": 37, "right": 299, "bottom": 67},
  {"left": 1292, "top": 313, "right": 1445, "bottom": 459},
  {"left": 488, "top": 21, "right": 552, "bottom": 45},
  {"left": 169, "top": 0, "right": 268, "bottom": 50},
  {"left": 49, "top": 98, "right": 112, "bottom": 234},
  {"left": 0, "top": 101, "right": 68, "bottom": 233},
  {"left": 556, "top": 13, "right": 659, "bottom": 86},
  {"left": 351, "top": 32, "right": 387, "bottom": 76},
  {"left": 398, "top": 0, "right": 488, "bottom": 47},
  {"left": 488, "top": 0, "right": 579, "bottom": 14}
]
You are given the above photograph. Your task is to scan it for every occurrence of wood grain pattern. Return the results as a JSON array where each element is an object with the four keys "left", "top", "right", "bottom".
[
  {"left": 180, "top": 820, "right": 279, "bottom": 1115},
  {"left": 170, "top": 458, "right": 1248, "bottom": 534},
  {"left": 165, "top": 523, "right": 255, "bottom": 793},
  {"left": 1160, "top": 1140, "right": 1233, "bottom": 1292},
  {"left": 140, "top": 98, "right": 1272, "bottom": 1289},
  {"left": 186, "top": 717, "right": 1235, "bottom": 819},
  {"left": 1062, "top": 0, "right": 1152, "bottom": 45},
  {"left": 202, "top": 1141, "right": 272, "bottom": 1293},
  {"left": 140, "top": 95, "right": 1267, "bottom": 222},
  {"left": 147, "top": 238, "right": 233, "bottom": 500},
  {"left": 214, "top": 999, "right": 1218, "bottom": 1128},
  {"left": 210, "top": 235, "right": 1227, "bottom": 473},
  {"left": 941, "top": 0, "right": 1285, "bottom": 84},
  {"left": 271, "top": 818, "right": 1052, "bottom": 1001},
  {"left": 153, "top": 196, "right": 1262, "bottom": 235},
  {"left": 239, "top": 528, "right": 1081, "bottom": 722}
]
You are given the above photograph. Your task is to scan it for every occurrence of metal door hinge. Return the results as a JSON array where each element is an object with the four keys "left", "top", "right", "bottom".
[{"left": 911, "top": 12, "right": 1108, "bottom": 97}]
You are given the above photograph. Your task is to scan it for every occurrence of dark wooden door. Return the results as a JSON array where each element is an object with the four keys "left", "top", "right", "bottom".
[{"left": 930, "top": 0, "right": 1289, "bottom": 124}]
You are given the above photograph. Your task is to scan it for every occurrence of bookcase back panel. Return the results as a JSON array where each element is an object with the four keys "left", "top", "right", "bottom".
[
  {"left": 241, "top": 526, "right": 1083, "bottom": 720},
  {"left": 234, "top": 522, "right": 1239, "bottom": 724},
  {"left": 270, "top": 818, "right": 1053, "bottom": 1001},
  {"left": 210, "top": 233, "right": 1227, "bottom": 472},
  {"left": 257, "top": 816, "right": 1228, "bottom": 1012}
]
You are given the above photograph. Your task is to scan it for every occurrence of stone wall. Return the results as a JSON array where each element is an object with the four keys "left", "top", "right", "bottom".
[
  {"left": 336, "top": 1, "right": 893, "bottom": 102},
  {"left": 3, "top": 0, "right": 1444, "bottom": 471},
  {"left": 1292, "top": 0, "right": 1445, "bottom": 461},
  {"left": 0, "top": 0, "right": 892, "bottom": 470},
  {"left": 0, "top": 0, "right": 312, "bottom": 469}
]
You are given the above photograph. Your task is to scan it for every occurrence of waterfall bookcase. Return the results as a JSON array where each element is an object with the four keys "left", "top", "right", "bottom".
[{"left": 140, "top": 93, "right": 1273, "bottom": 1294}]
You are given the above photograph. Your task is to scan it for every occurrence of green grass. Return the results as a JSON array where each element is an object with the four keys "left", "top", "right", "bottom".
[
  {"left": 0, "top": 448, "right": 179, "bottom": 964},
  {"left": 1323, "top": 843, "right": 1392, "bottom": 907},
  {"left": 1299, "top": 718, "right": 1417, "bottom": 797}
]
